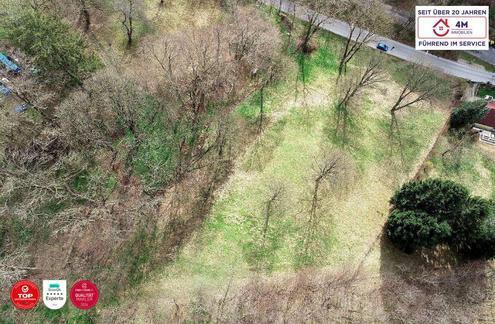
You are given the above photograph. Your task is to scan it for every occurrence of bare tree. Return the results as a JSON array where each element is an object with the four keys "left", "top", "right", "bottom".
[
  {"left": 262, "top": 182, "right": 285, "bottom": 239},
  {"left": 336, "top": 0, "right": 390, "bottom": 78},
  {"left": 23, "top": 0, "right": 99, "bottom": 32},
  {"left": 228, "top": 7, "right": 282, "bottom": 132},
  {"left": 116, "top": 0, "right": 143, "bottom": 48},
  {"left": 254, "top": 60, "right": 283, "bottom": 132},
  {"left": 150, "top": 28, "right": 235, "bottom": 125},
  {"left": 391, "top": 68, "right": 443, "bottom": 115},
  {"left": 387, "top": 63, "right": 449, "bottom": 161},
  {"left": 298, "top": 150, "right": 347, "bottom": 264},
  {"left": 148, "top": 8, "right": 280, "bottom": 175},
  {"left": 158, "top": 27, "right": 233, "bottom": 175},
  {"left": 440, "top": 129, "right": 477, "bottom": 169},
  {"left": 307, "top": 151, "right": 342, "bottom": 227},
  {"left": 295, "top": 0, "right": 334, "bottom": 53},
  {"left": 228, "top": 7, "right": 282, "bottom": 74},
  {"left": 298, "top": 8, "right": 325, "bottom": 53},
  {"left": 57, "top": 70, "right": 147, "bottom": 151},
  {"left": 389, "top": 64, "right": 448, "bottom": 136},
  {"left": 334, "top": 58, "right": 383, "bottom": 142}
]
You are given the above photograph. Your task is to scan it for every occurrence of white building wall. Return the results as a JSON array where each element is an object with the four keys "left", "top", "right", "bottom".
[{"left": 479, "top": 129, "right": 495, "bottom": 145}]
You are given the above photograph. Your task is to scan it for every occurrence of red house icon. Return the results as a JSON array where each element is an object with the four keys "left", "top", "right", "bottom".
[{"left": 433, "top": 18, "right": 450, "bottom": 37}]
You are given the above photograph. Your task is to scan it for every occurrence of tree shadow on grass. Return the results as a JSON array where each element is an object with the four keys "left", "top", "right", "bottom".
[{"left": 379, "top": 234, "right": 495, "bottom": 323}]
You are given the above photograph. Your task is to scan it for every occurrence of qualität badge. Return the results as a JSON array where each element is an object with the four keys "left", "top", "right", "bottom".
[{"left": 70, "top": 280, "right": 99, "bottom": 309}]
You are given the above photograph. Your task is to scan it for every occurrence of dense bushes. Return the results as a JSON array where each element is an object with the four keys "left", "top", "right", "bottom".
[
  {"left": 450, "top": 100, "right": 488, "bottom": 129},
  {"left": 386, "top": 210, "right": 451, "bottom": 254},
  {"left": 386, "top": 178, "right": 495, "bottom": 259},
  {"left": 2, "top": 9, "right": 99, "bottom": 85}
]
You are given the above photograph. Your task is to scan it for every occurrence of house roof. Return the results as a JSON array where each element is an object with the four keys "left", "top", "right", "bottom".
[{"left": 478, "top": 102, "right": 495, "bottom": 128}]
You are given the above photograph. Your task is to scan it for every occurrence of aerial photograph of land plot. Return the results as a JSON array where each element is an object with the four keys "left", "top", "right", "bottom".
[{"left": 0, "top": 0, "right": 494, "bottom": 323}]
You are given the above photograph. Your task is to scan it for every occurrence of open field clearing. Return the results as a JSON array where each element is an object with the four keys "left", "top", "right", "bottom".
[
  {"left": 100, "top": 17, "right": 459, "bottom": 320},
  {"left": 428, "top": 137, "right": 495, "bottom": 199}
]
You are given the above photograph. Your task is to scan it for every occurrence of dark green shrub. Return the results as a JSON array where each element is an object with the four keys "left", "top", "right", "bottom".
[
  {"left": 449, "top": 196, "right": 491, "bottom": 251},
  {"left": 390, "top": 178, "right": 469, "bottom": 221},
  {"left": 386, "top": 210, "right": 451, "bottom": 254},
  {"left": 387, "top": 178, "right": 495, "bottom": 259},
  {"left": 458, "top": 214, "right": 495, "bottom": 259},
  {"left": 450, "top": 100, "right": 488, "bottom": 129}
]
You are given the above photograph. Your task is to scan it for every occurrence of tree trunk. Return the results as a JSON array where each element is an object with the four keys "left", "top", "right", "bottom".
[
  {"left": 262, "top": 197, "right": 272, "bottom": 239},
  {"left": 258, "top": 86, "right": 264, "bottom": 133},
  {"left": 127, "top": 28, "right": 133, "bottom": 47},
  {"left": 79, "top": 0, "right": 91, "bottom": 32}
]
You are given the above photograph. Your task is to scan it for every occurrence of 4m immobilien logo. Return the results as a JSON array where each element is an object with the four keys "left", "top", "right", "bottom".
[{"left": 416, "top": 6, "right": 489, "bottom": 50}]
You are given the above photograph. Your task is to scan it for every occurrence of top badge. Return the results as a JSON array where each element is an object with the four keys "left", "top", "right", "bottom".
[{"left": 10, "top": 280, "right": 40, "bottom": 310}]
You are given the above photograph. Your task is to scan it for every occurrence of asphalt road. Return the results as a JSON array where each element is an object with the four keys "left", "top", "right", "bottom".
[
  {"left": 468, "top": 48, "right": 495, "bottom": 67},
  {"left": 261, "top": 0, "right": 495, "bottom": 84}
]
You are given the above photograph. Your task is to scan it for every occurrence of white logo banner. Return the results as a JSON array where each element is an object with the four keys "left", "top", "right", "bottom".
[
  {"left": 43, "top": 280, "right": 67, "bottom": 310},
  {"left": 416, "top": 6, "right": 489, "bottom": 50}
]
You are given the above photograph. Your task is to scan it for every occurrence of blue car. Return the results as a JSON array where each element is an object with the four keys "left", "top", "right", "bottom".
[
  {"left": 0, "top": 53, "right": 22, "bottom": 74},
  {"left": 0, "top": 81, "right": 11, "bottom": 96},
  {"left": 376, "top": 42, "right": 390, "bottom": 52}
]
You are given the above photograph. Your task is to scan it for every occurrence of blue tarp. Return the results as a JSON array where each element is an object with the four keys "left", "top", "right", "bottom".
[
  {"left": 0, "top": 82, "right": 11, "bottom": 95},
  {"left": 14, "top": 103, "right": 29, "bottom": 113},
  {"left": 0, "top": 53, "right": 21, "bottom": 73}
]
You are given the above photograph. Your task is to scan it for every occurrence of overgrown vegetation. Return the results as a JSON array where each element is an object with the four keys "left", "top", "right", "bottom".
[
  {"left": 2, "top": 0, "right": 490, "bottom": 322},
  {"left": 0, "top": 1, "right": 282, "bottom": 321},
  {"left": 102, "top": 7, "right": 450, "bottom": 314},
  {"left": 1, "top": 8, "right": 99, "bottom": 85}
]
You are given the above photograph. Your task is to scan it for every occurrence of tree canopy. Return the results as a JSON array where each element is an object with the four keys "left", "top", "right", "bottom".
[
  {"left": 387, "top": 178, "right": 495, "bottom": 259},
  {"left": 450, "top": 99, "right": 489, "bottom": 129},
  {"left": 2, "top": 9, "right": 99, "bottom": 85}
]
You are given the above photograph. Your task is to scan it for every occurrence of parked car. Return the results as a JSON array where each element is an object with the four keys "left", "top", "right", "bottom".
[
  {"left": 0, "top": 81, "right": 12, "bottom": 96},
  {"left": 376, "top": 42, "right": 390, "bottom": 52},
  {"left": 0, "top": 53, "right": 22, "bottom": 74}
]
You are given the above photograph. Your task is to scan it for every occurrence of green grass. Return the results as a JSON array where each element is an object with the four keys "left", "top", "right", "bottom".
[
  {"left": 147, "top": 25, "right": 448, "bottom": 284},
  {"left": 429, "top": 135, "right": 495, "bottom": 199},
  {"left": 99, "top": 7, "right": 453, "bottom": 321},
  {"left": 482, "top": 156, "right": 495, "bottom": 200},
  {"left": 458, "top": 52, "right": 495, "bottom": 73},
  {"left": 478, "top": 86, "right": 495, "bottom": 98},
  {"left": 293, "top": 34, "right": 339, "bottom": 83}
]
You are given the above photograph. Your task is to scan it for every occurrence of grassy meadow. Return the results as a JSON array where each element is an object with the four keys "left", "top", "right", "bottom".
[
  {"left": 428, "top": 135, "right": 495, "bottom": 199},
  {"left": 100, "top": 9, "right": 452, "bottom": 321}
]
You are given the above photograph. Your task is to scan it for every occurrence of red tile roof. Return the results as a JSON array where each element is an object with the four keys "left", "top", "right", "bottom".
[{"left": 478, "top": 102, "right": 495, "bottom": 128}]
